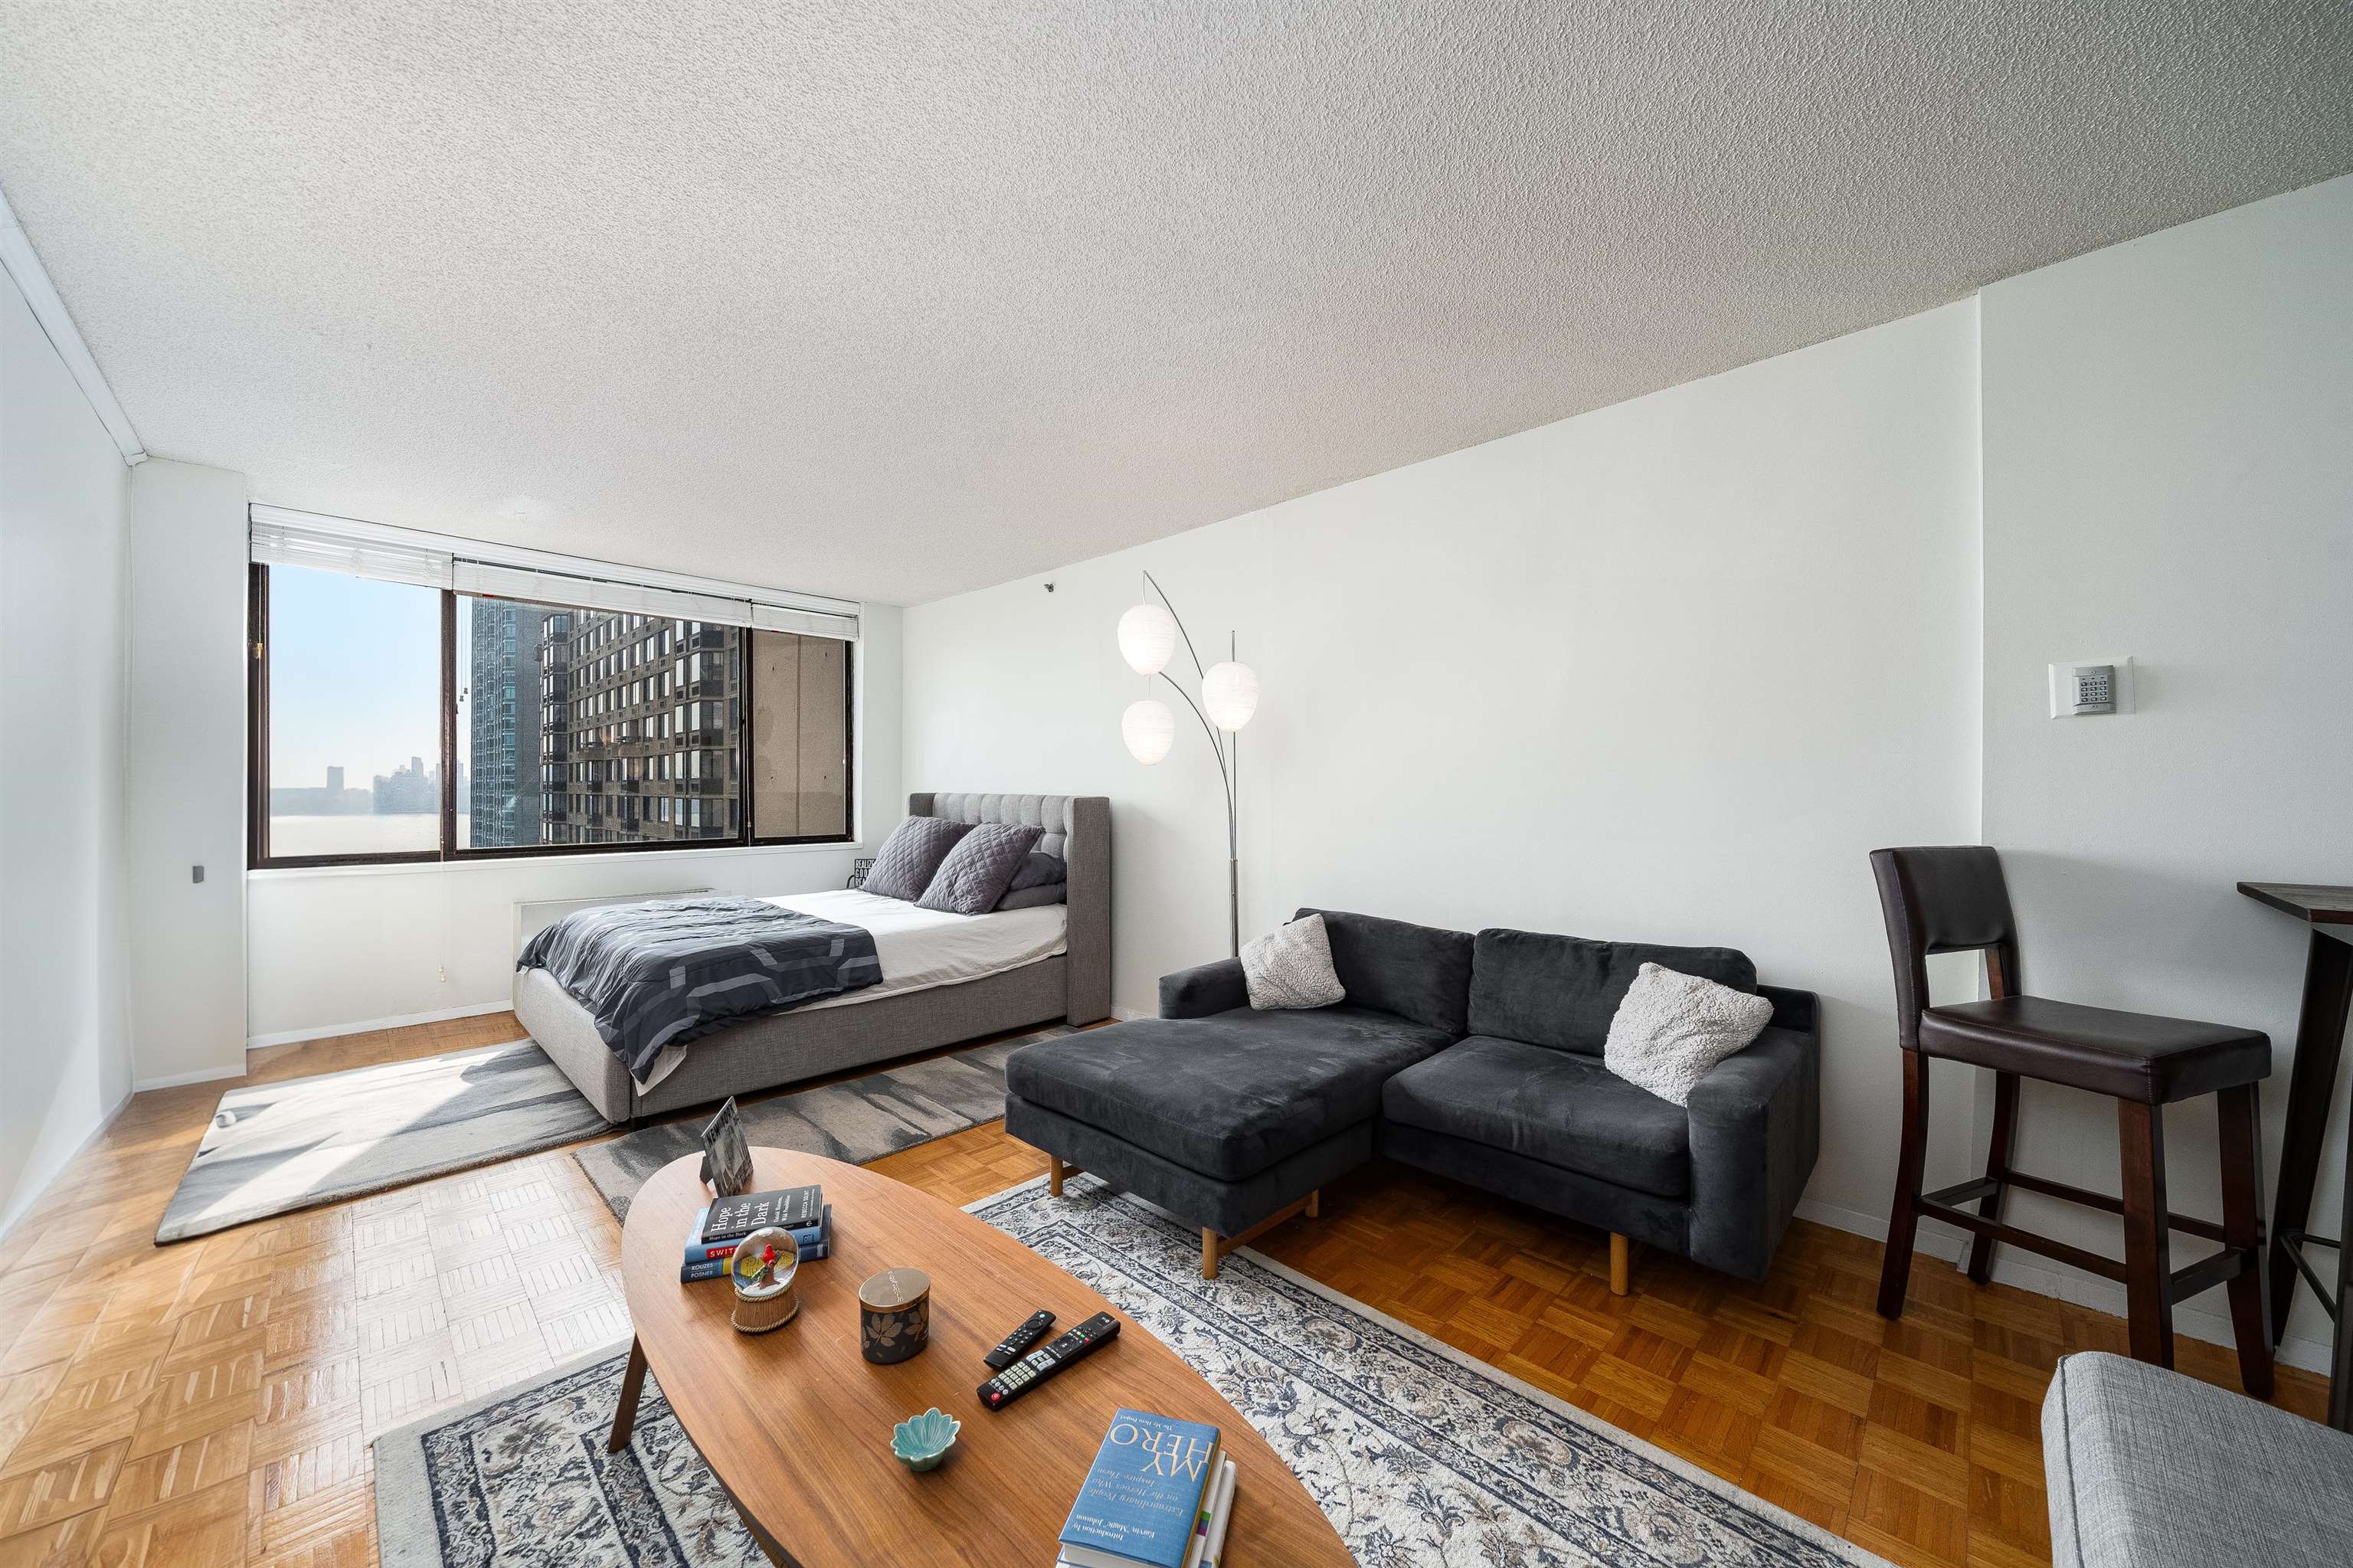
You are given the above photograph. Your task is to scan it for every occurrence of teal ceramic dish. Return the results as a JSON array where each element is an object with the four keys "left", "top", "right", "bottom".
[{"left": 890, "top": 1408, "right": 961, "bottom": 1471}]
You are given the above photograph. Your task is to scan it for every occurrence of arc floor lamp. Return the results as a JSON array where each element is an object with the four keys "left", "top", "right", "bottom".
[{"left": 1117, "top": 571, "right": 1258, "bottom": 957}]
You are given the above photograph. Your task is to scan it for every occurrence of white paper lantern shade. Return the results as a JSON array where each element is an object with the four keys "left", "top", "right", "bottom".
[
  {"left": 1200, "top": 661, "right": 1259, "bottom": 731},
  {"left": 1121, "top": 698, "right": 1176, "bottom": 764},
  {"left": 1117, "top": 603, "right": 1179, "bottom": 676}
]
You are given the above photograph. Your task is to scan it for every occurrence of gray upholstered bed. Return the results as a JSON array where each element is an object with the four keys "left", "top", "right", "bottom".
[{"left": 515, "top": 792, "right": 1111, "bottom": 1123}]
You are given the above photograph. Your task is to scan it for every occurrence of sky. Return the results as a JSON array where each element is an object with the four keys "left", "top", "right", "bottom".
[{"left": 267, "top": 564, "right": 441, "bottom": 789}]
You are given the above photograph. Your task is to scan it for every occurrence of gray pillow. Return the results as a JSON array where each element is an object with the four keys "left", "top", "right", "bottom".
[
  {"left": 917, "top": 823, "right": 1045, "bottom": 915},
  {"left": 995, "top": 882, "right": 1067, "bottom": 911},
  {"left": 1004, "top": 849, "right": 1066, "bottom": 892},
  {"left": 864, "top": 816, "right": 975, "bottom": 902}
]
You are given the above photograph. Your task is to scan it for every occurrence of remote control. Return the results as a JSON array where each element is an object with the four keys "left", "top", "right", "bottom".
[
  {"left": 977, "top": 1311, "right": 1119, "bottom": 1410},
  {"left": 983, "top": 1309, "right": 1056, "bottom": 1370}
]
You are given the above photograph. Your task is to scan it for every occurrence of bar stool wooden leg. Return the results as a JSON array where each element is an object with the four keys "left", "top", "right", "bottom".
[
  {"left": 2217, "top": 1083, "right": 2275, "bottom": 1398},
  {"left": 1877, "top": 1049, "right": 1931, "bottom": 1319},
  {"left": 2266, "top": 928, "right": 2353, "bottom": 1348},
  {"left": 2117, "top": 1101, "right": 2176, "bottom": 1369},
  {"left": 1967, "top": 1071, "right": 2020, "bottom": 1285}
]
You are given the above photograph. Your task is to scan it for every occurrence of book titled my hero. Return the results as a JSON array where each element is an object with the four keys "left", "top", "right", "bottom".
[{"left": 1058, "top": 1408, "right": 1224, "bottom": 1568}]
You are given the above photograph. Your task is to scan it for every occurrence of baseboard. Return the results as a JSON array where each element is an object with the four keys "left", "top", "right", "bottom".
[
  {"left": 0, "top": 1085, "right": 136, "bottom": 1240},
  {"left": 247, "top": 1000, "right": 510, "bottom": 1049},
  {"left": 1980, "top": 1246, "right": 2335, "bottom": 1376},
  {"left": 1111, "top": 1005, "right": 1150, "bottom": 1022},
  {"left": 1792, "top": 1197, "right": 2333, "bottom": 1377},
  {"left": 133, "top": 1063, "right": 247, "bottom": 1092},
  {"left": 1794, "top": 1196, "right": 1971, "bottom": 1262}
]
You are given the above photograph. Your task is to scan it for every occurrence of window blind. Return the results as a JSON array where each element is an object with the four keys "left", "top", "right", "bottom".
[
  {"left": 247, "top": 505, "right": 859, "bottom": 641},
  {"left": 450, "top": 560, "right": 755, "bottom": 629},
  {"left": 250, "top": 514, "right": 453, "bottom": 590},
  {"left": 750, "top": 602, "right": 862, "bottom": 641}
]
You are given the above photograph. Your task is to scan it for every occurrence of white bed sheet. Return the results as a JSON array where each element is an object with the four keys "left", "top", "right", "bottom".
[
  {"left": 632, "top": 888, "right": 1069, "bottom": 1091},
  {"left": 760, "top": 888, "right": 1069, "bottom": 1010}
]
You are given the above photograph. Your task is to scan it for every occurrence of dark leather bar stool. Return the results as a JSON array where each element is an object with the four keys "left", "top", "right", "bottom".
[{"left": 1870, "top": 846, "right": 2274, "bottom": 1396}]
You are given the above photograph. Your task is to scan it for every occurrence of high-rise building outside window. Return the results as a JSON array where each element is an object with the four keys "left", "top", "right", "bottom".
[{"left": 250, "top": 562, "right": 853, "bottom": 866}]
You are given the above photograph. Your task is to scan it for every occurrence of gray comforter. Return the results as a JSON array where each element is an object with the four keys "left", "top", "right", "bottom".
[{"left": 516, "top": 898, "right": 882, "bottom": 1082}]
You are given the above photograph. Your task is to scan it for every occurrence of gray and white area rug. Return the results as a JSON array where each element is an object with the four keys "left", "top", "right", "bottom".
[
  {"left": 570, "top": 1026, "right": 1069, "bottom": 1222},
  {"left": 375, "top": 1172, "right": 1887, "bottom": 1567},
  {"left": 157, "top": 1041, "right": 607, "bottom": 1244}
]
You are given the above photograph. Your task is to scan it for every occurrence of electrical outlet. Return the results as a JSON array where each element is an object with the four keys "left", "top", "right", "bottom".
[{"left": 437, "top": 965, "right": 447, "bottom": 984}]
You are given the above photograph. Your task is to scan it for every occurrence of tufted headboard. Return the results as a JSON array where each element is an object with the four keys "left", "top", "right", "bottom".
[{"left": 905, "top": 792, "right": 1111, "bottom": 1024}]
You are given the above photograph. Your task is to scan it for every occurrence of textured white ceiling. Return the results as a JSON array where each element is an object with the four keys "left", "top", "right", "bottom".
[{"left": 4, "top": 4, "right": 2350, "bottom": 605}]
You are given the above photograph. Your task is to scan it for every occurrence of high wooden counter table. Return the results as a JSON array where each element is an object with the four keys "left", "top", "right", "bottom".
[
  {"left": 2239, "top": 880, "right": 2353, "bottom": 1429},
  {"left": 614, "top": 1147, "right": 1355, "bottom": 1566}
]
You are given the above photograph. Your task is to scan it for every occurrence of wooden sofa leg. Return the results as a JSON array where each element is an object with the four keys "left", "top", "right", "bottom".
[
  {"left": 1047, "top": 1154, "right": 1082, "bottom": 1197},
  {"left": 1199, "top": 1190, "right": 1319, "bottom": 1282},
  {"left": 1610, "top": 1233, "right": 1631, "bottom": 1296}
]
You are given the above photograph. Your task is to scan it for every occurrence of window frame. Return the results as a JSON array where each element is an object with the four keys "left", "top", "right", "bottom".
[{"left": 247, "top": 564, "right": 856, "bottom": 869}]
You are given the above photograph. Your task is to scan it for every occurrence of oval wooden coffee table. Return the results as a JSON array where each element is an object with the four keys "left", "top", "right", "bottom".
[{"left": 614, "top": 1147, "right": 1353, "bottom": 1566}]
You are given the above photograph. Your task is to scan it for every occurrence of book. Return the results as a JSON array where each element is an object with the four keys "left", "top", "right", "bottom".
[
  {"left": 679, "top": 1239, "right": 826, "bottom": 1282},
  {"left": 683, "top": 1203, "right": 827, "bottom": 1263},
  {"left": 679, "top": 1203, "right": 831, "bottom": 1282},
  {"left": 702, "top": 1183, "right": 823, "bottom": 1242},
  {"left": 1196, "top": 1458, "right": 1236, "bottom": 1568},
  {"left": 1059, "top": 1458, "right": 1232, "bottom": 1568},
  {"left": 1058, "top": 1409, "right": 1222, "bottom": 1568}
]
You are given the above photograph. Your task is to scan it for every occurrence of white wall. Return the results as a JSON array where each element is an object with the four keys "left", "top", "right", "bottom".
[
  {"left": 243, "top": 603, "right": 905, "bottom": 1040},
  {"left": 904, "top": 301, "right": 1988, "bottom": 1230},
  {"left": 1980, "top": 173, "right": 2353, "bottom": 1368},
  {"left": 126, "top": 459, "right": 251, "bottom": 1086},
  {"left": 1, "top": 258, "right": 133, "bottom": 1230}
]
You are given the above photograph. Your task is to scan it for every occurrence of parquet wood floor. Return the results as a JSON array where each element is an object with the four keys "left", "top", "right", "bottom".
[{"left": 0, "top": 1015, "right": 2327, "bottom": 1568}]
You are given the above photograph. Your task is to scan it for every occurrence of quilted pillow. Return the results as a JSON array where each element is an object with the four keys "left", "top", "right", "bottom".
[
  {"left": 1240, "top": 913, "right": 1347, "bottom": 1010},
  {"left": 863, "top": 816, "right": 975, "bottom": 902},
  {"left": 1603, "top": 962, "right": 1774, "bottom": 1105},
  {"left": 917, "top": 823, "right": 1045, "bottom": 915}
]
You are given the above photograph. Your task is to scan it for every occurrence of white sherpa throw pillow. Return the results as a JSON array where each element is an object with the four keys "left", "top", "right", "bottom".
[
  {"left": 1241, "top": 914, "right": 1347, "bottom": 1010},
  {"left": 1604, "top": 961, "right": 1774, "bottom": 1105}
]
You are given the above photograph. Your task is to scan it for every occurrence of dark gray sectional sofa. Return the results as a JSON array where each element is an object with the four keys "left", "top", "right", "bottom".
[{"left": 1004, "top": 908, "right": 1820, "bottom": 1285}]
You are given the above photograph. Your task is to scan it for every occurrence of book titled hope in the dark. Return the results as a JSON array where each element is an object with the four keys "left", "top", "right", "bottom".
[{"left": 702, "top": 1183, "right": 824, "bottom": 1243}]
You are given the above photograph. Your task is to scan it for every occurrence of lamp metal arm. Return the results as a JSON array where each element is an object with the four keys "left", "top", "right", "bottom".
[{"left": 1155, "top": 669, "right": 1238, "bottom": 852}]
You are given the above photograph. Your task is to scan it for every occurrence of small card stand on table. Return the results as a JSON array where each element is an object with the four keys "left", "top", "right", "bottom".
[{"left": 2238, "top": 880, "right": 2353, "bottom": 1430}]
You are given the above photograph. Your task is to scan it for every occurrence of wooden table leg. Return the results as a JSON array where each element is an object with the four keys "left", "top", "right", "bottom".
[
  {"left": 607, "top": 1335, "right": 649, "bottom": 1453},
  {"left": 2332, "top": 1129, "right": 2353, "bottom": 1429},
  {"left": 2266, "top": 929, "right": 2353, "bottom": 1352}
]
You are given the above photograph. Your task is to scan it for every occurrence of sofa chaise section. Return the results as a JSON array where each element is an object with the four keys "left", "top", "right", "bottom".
[{"left": 1005, "top": 910, "right": 1472, "bottom": 1275}]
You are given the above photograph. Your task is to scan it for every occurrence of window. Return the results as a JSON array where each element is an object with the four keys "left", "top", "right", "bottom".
[
  {"left": 748, "top": 630, "right": 850, "bottom": 840},
  {"left": 249, "top": 564, "right": 853, "bottom": 866},
  {"left": 252, "top": 564, "right": 444, "bottom": 862}
]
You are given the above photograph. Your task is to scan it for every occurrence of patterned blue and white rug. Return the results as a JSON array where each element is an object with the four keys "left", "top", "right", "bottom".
[{"left": 375, "top": 1174, "right": 1887, "bottom": 1566}]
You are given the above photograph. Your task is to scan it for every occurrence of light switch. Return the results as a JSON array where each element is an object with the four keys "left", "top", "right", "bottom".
[{"left": 2048, "top": 656, "right": 2133, "bottom": 718}]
